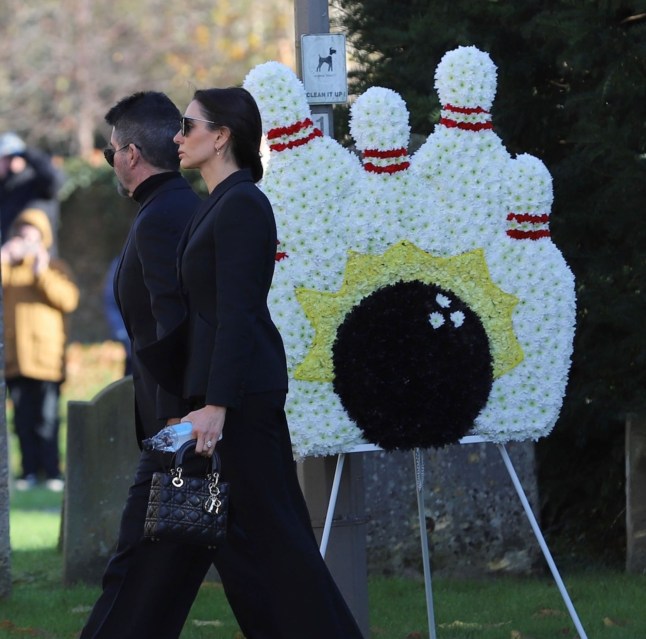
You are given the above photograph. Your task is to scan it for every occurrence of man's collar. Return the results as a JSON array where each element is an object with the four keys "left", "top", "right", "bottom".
[{"left": 132, "top": 171, "right": 181, "bottom": 204}]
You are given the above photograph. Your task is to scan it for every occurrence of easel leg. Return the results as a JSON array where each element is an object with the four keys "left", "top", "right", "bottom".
[
  {"left": 414, "top": 449, "right": 437, "bottom": 639},
  {"left": 319, "top": 453, "right": 346, "bottom": 558},
  {"left": 496, "top": 443, "right": 588, "bottom": 639}
]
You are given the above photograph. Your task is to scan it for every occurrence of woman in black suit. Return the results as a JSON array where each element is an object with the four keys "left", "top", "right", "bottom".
[{"left": 171, "top": 87, "right": 365, "bottom": 639}]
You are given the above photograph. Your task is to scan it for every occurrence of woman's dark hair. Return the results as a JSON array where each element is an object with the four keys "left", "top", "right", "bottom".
[{"left": 193, "top": 87, "right": 263, "bottom": 183}]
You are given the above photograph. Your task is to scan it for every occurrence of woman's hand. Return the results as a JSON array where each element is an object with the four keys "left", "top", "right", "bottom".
[{"left": 183, "top": 404, "right": 226, "bottom": 456}]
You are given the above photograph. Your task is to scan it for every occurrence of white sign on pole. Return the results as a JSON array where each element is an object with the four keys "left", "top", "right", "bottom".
[{"left": 301, "top": 33, "right": 347, "bottom": 105}]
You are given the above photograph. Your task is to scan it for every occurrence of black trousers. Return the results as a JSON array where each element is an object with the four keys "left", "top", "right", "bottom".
[
  {"left": 7, "top": 376, "right": 61, "bottom": 479},
  {"left": 81, "top": 391, "right": 364, "bottom": 639}
]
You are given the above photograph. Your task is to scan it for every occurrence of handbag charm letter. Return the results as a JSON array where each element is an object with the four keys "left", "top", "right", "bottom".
[{"left": 203, "top": 481, "right": 222, "bottom": 515}]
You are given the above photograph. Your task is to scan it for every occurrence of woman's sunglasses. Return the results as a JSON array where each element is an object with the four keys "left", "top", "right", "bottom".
[{"left": 180, "top": 116, "right": 216, "bottom": 136}]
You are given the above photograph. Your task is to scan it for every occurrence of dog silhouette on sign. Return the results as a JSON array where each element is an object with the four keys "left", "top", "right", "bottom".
[{"left": 317, "top": 48, "right": 337, "bottom": 72}]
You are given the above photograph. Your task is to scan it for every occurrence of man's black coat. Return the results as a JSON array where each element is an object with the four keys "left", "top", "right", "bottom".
[{"left": 113, "top": 172, "right": 199, "bottom": 445}]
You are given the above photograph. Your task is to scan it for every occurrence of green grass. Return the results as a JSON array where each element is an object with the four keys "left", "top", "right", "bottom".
[{"left": 3, "top": 487, "right": 646, "bottom": 639}]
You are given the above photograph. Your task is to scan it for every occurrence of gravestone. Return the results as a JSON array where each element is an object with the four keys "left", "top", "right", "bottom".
[{"left": 62, "top": 376, "right": 139, "bottom": 584}]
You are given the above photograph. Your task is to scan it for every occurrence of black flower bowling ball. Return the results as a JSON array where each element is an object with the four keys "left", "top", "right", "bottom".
[{"left": 332, "top": 280, "right": 493, "bottom": 450}]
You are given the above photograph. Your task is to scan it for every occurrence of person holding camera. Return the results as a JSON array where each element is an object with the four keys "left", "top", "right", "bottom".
[
  {"left": 1, "top": 207, "right": 79, "bottom": 490},
  {"left": 0, "top": 132, "right": 63, "bottom": 251}
]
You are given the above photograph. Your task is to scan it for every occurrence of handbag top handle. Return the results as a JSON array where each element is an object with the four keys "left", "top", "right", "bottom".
[{"left": 174, "top": 439, "right": 221, "bottom": 475}]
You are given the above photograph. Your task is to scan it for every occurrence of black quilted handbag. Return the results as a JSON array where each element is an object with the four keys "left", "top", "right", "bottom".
[{"left": 144, "top": 440, "right": 229, "bottom": 549}]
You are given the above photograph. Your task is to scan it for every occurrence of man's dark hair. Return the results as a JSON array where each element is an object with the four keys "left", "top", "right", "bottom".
[{"left": 105, "top": 92, "right": 180, "bottom": 171}]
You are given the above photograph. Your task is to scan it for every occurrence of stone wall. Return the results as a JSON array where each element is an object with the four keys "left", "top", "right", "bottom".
[{"left": 362, "top": 441, "right": 540, "bottom": 578}]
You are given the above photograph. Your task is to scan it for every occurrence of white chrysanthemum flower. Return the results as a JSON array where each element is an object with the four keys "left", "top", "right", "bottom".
[
  {"left": 429, "top": 312, "right": 445, "bottom": 329},
  {"left": 450, "top": 311, "right": 465, "bottom": 327},
  {"left": 436, "top": 293, "right": 451, "bottom": 308}
]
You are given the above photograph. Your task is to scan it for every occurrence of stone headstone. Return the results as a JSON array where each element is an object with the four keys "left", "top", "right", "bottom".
[{"left": 62, "top": 376, "right": 139, "bottom": 584}]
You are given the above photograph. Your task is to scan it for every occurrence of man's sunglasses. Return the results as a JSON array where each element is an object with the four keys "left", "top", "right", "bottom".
[
  {"left": 180, "top": 116, "right": 217, "bottom": 137},
  {"left": 103, "top": 143, "right": 136, "bottom": 167}
]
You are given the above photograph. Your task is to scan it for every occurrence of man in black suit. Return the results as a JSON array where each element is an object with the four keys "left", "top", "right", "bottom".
[{"left": 80, "top": 92, "right": 206, "bottom": 639}]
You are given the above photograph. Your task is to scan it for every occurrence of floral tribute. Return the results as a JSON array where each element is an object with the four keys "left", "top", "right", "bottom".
[{"left": 243, "top": 46, "right": 576, "bottom": 458}]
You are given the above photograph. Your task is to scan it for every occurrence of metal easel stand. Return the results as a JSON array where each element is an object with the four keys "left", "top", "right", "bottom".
[
  {"left": 496, "top": 443, "right": 588, "bottom": 639},
  {"left": 319, "top": 440, "right": 588, "bottom": 639},
  {"left": 413, "top": 447, "right": 438, "bottom": 639},
  {"left": 318, "top": 444, "right": 438, "bottom": 638},
  {"left": 319, "top": 452, "right": 346, "bottom": 559}
]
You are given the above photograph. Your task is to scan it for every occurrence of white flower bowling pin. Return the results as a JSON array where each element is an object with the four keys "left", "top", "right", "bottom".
[
  {"left": 475, "top": 154, "right": 576, "bottom": 441},
  {"left": 346, "top": 87, "right": 418, "bottom": 253},
  {"left": 410, "top": 46, "right": 510, "bottom": 256}
]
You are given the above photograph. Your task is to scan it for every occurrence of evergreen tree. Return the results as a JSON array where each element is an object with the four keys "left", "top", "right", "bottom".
[{"left": 333, "top": 0, "right": 646, "bottom": 562}]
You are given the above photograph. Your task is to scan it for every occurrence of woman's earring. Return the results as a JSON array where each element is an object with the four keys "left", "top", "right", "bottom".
[{"left": 215, "top": 147, "right": 221, "bottom": 156}]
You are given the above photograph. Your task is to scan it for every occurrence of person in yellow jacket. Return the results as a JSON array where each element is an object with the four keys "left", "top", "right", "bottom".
[{"left": 1, "top": 207, "right": 79, "bottom": 490}]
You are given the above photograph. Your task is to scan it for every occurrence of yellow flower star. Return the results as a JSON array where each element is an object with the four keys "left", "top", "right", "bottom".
[{"left": 294, "top": 240, "right": 523, "bottom": 382}]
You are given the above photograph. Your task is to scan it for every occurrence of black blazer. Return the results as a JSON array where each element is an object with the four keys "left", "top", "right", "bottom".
[
  {"left": 140, "top": 169, "right": 287, "bottom": 408},
  {"left": 114, "top": 173, "right": 200, "bottom": 444}
]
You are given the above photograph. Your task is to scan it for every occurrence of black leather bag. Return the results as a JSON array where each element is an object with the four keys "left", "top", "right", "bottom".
[{"left": 144, "top": 440, "right": 229, "bottom": 549}]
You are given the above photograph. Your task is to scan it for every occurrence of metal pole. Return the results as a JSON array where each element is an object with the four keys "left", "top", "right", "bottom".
[
  {"left": 294, "top": 0, "right": 330, "bottom": 77},
  {"left": 320, "top": 453, "right": 346, "bottom": 558},
  {"left": 497, "top": 444, "right": 588, "bottom": 639},
  {"left": 413, "top": 449, "right": 437, "bottom": 639},
  {"left": 294, "top": 0, "right": 334, "bottom": 135}
]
